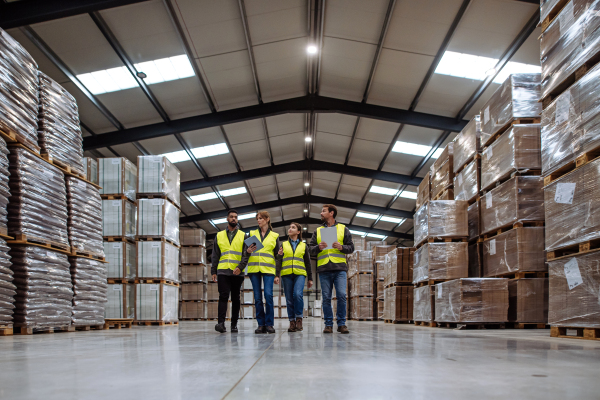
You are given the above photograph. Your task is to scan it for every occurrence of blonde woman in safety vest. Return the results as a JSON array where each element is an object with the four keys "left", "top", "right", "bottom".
[
  {"left": 277, "top": 222, "right": 313, "bottom": 332},
  {"left": 309, "top": 204, "right": 354, "bottom": 334},
  {"left": 238, "top": 210, "right": 282, "bottom": 334}
]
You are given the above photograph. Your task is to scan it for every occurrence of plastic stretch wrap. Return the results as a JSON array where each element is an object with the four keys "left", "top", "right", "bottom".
[
  {"left": 384, "top": 248, "right": 413, "bottom": 285},
  {"left": 9, "top": 246, "right": 72, "bottom": 328},
  {"left": 373, "top": 245, "right": 395, "bottom": 265},
  {"left": 412, "top": 242, "right": 468, "bottom": 284},
  {"left": 367, "top": 241, "right": 385, "bottom": 251},
  {"left": 136, "top": 283, "right": 178, "bottom": 322},
  {"left": 540, "top": 0, "right": 568, "bottom": 23},
  {"left": 480, "top": 176, "right": 544, "bottom": 235},
  {"left": 435, "top": 278, "right": 509, "bottom": 323},
  {"left": 414, "top": 200, "right": 468, "bottom": 246},
  {"left": 207, "top": 281, "right": 219, "bottom": 301},
  {"left": 137, "top": 198, "right": 180, "bottom": 245},
  {"left": 104, "top": 241, "right": 136, "bottom": 279},
  {"left": 430, "top": 143, "right": 453, "bottom": 199},
  {"left": 548, "top": 251, "right": 600, "bottom": 327},
  {"left": 0, "top": 29, "right": 40, "bottom": 152},
  {"left": 70, "top": 257, "right": 107, "bottom": 326},
  {"left": 102, "top": 199, "right": 136, "bottom": 239},
  {"left": 383, "top": 286, "right": 413, "bottom": 321},
  {"left": 544, "top": 157, "right": 600, "bottom": 250},
  {"left": 480, "top": 125, "right": 541, "bottom": 191},
  {"left": 181, "top": 265, "right": 207, "bottom": 282},
  {"left": 352, "top": 236, "right": 366, "bottom": 251},
  {"left": 416, "top": 171, "right": 430, "bottom": 210},
  {"left": 413, "top": 285, "right": 434, "bottom": 322},
  {"left": 508, "top": 278, "right": 548, "bottom": 323},
  {"left": 468, "top": 242, "right": 483, "bottom": 278},
  {"left": 66, "top": 177, "right": 103, "bottom": 257},
  {"left": 181, "top": 246, "right": 206, "bottom": 264},
  {"left": 376, "top": 261, "right": 385, "bottom": 280},
  {"left": 349, "top": 273, "right": 373, "bottom": 297},
  {"left": 207, "top": 302, "right": 223, "bottom": 319},
  {"left": 241, "top": 305, "right": 255, "bottom": 319},
  {"left": 350, "top": 297, "right": 373, "bottom": 320},
  {"left": 99, "top": 158, "right": 137, "bottom": 201},
  {"left": 454, "top": 159, "right": 480, "bottom": 203},
  {"left": 483, "top": 227, "right": 546, "bottom": 277},
  {"left": 377, "top": 300, "right": 384, "bottom": 320},
  {"left": 8, "top": 147, "right": 69, "bottom": 246},
  {"left": 479, "top": 74, "right": 542, "bottom": 146},
  {"left": 0, "top": 136, "right": 10, "bottom": 233},
  {"left": 180, "top": 228, "right": 206, "bottom": 247},
  {"left": 137, "top": 156, "right": 180, "bottom": 207},
  {"left": 0, "top": 239, "right": 13, "bottom": 323},
  {"left": 347, "top": 250, "right": 373, "bottom": 277},
  {"left": 180, "top": 301, "right": 206, "bottom": 319},
  {"left": 181, "top": 283, "right": 207, "bottom": 301},
  {"left": 243, "top": 291, "right": 253, "bottom": 304},
  {"left": 454, "top": 116, "right": 481, "bottom": 173},
  {"left": 37, "top": 72, "right": 84, "bottom": 175},
  {"left": 83, "top": 157, "right": 98, "bottom": 185},
  {"left": 468, "top": 201, "right": 480, "bottom": 241},
  {"left": 137, "top": 241, "right": 179, "bottom": 281},
  {"left": 104, "top": 283, "right": 134, "bottom": 319},
  {"left": 376, "top": 280, "right": 384, "bottom": 300}
]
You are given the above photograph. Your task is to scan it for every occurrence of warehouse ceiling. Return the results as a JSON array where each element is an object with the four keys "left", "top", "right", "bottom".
[{"left": 1, "top": 0, "right": 541, "bottom": 246}]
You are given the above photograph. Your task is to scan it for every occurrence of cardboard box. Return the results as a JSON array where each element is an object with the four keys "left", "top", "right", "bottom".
[
  {"left": 137, "top": 198, "right": 180, "bottom": 245},
  {"left": 383, "top": 286, "right": 413, "bottom": 321},
  {"left": 181, "top": 246, "right": 206, "bottom": 265},
  {"left": 137, "top": 155, "right": 180, "bottom": 207},
  {"left": 467, "top": 201, "right": 480, "bottom": 241},
  {"left": 483, "top": 227, "right": 546, "bottom": 277},
  {"left": 352, "top": 236, "right": 367, "bottom": 252},
  {"left": 384, "top": 247, "right": 414, "bottom": 285},
  {"left": 180, "top": 228, "right": 206, "bottom": 247},
  {"left": 181, "top": 283, "right": 207, "bottom": 301},
  {"left": 414, "top": 200, "right": 469, "bottom": 246},
  {"left": 349, "top": 273, "right": 373, "bottom": 297},
  {"left": 105, "top": 284, "right": 135, "bottom": 319},
  {"left": 413, "top": 285, "right": 434, "bottom": 322},
  {"left": 430, "top": 143, "right": 453, "bottom": 199},
  {"left": 351, "top": 297, "right": 373, "bottom": 320},
  {"left": 207, "top": 281, "right": 219, "bottom": 301},
  {"left": 83, "top": 157, "right": 98, "bottom": 185},
  {"left": 508, "top": 278, "right": 548, "bottom": 323},
  {"left": 435, "top": 279, "right": 509, "bottom": 323},
  {"left": 104, "top": 241, "right": 136, "bottom": 279},
  {"left": 136, "top": 283, "right": 178, "bottom": 322},
  {"left": 347, "top": 250, "right": 373, "bottom": 277},
  {"left": 181, "top": 265, "right": 207, "bottom": 282},
  {"left": 376, "top": 280, "right": 384, "bottom": 300},
  {"left": 207, "top": 302, "right": 220, "bottom": 319},
  {"left": 180, "top": 301, "right": 206, "bottom": 319},
  {"left": 102, "top": 199, "right": 136, "bottom": 239},
  {"left": 416, "top": 171, "right": 430, "bottom": 210},
  {"left": 413, "top": 242, "right": 468, "bottom": 284},
  {"left": 99, "top": 157, "right": 137, "bottom": 201},
  {"left": 468, "top": 242, "right": 483, "bottom": 278},
  {"left": 453, "top": 116, "right": 481, "bottom": 173},
  {"left": 137, "top": 240, "right": 179, "bottom": 281},
  {"left": 454, "top": 158, "right": 480, "bottom": 203}
]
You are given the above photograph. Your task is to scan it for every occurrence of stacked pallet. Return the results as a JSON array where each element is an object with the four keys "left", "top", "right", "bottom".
[
  {"left": 347, "top": 250, "right": 374, "bottom": 320},
  {"left": 382, "top": 248, "right": 414, "bottom": 324},
  {"left": 179, "top": 229, "right": 207, "bottom": 320},
  {"left": 372, "top": 244, "right": 395, "bottom": 321},
  {"left": 538, "top": 0, "right": 600, "bottom": 340},
  {"left": 241, "top": 275, "right": 255, "bottom": 319}
]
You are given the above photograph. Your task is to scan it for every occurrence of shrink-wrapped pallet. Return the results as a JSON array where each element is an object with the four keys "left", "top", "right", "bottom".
[
  {"left": 508, "top": 278, "right": 548, "bottom": 323},
  {"left": 544, "top": 158, "right": 600, "bottom": 251},
  {"left": 8, "top": 147, "right": 69, "bottom": 247},
  {"left": 350, "top": 297, "right": 373, "bottom": 320},
  {"left": 83, "top": 157, "right": 98, "bottom": 185},
  {"left": 136, "top": 283, "right": 178, "bottom": 322},
  {"left": 352, "top": 235, "right": 366, "bottom": 251},
  {"left": 480, "top": 125, "right": 541, "bottom": 191},
  {"left": 104, "top": 241, "right": 135, "bottom": 280},
  {"left": 468, "top": 242, "right": 483, "bottom": 278},
  {"left": 137, "top": 198, "right": 180, "bottom": 245},
  {"left": 412, "top": 242, "right": 468, "bottom": 284},
  {"left": 37, "top": 72, "right": 84, "bottom": 175},
  {"left": 207, "top": 281, "right": 219, "bottom": 301},
  {"left": 102, "top": 199, "right": 136, "bottom": 239},
  {"left": 350, "top": 273, "right": 373, "bottom": 297},
  {"left": 377, "top": 300, "right": 384, "bottom": 320},
  {"left": 104, "top": 283, "right": 134, "bottom": 319},
  {"left": 0, "top": 137, "right": 10, "bottom": 235},
  {"left": 479, "top": 74, "right": 541, "bottom": 146},
  {"left": 483, "top": 227, "right": 546, "bottom": 277},
  {"left": 180, "top": 228, "right": 206, "bottom": 247},
  {"left": 480, "top": 176, "right": 544, "bottom": 235},
  {"left": 9, "top": 246, "right": 73, "bottom": 328},
  {"left": 181, "top": 283, "right": 207, "bottom": 301},
  {"left": 384, "top": 286, "right": 413, "bottom": 322},
  {"left": 348, "top": 250, "right": 373, "bottom": 276},
  {"left": 70, "top": 257, "right": 107, "bottom": 326},
  {"left": 180, "top": 301, "right": 206, "bottom": 319},
  {"left": 540, "top": 0, "right": 570, "bottom": 25},
  {"left": 66, "top": 177, "right": 103, "bottom": 257},
  {"left": 413, "top": 285, "right": 434, "bottom": 322},
  {"left": 435, "top": 278, "right": 509, "bottom": 323},
  {"left": 373, "top": 245, "right": 395, "bottom": 264},
  {"left": 467, "top": 201, "right": 480, "bottom": 241},
  {"left": 99, "top": 158, "right": 136, "bottom": 201},
  {"left": 376, "top": 280, "right": 384, "bottom": 300},
  {"left": 548, "top": 251, "right": 600, "bottom": 327},
  {"left": 0, "top": 29, "right": 40, "bottom": 152},
  {"left": 242, "top": 305, "right": 255, "bottom": 319},
  {"left": 137, "top": 156, "right": 180, "bottom": 207},
  {"left": 181, "top": 265, "right": 207, "bottom": 282},
  {"left": 453, "top": 116, "right": 481, "bottom": 173},
  {"left": 454, "top": 159, "right": 479, "bottom": 203},
  {"left": 430, "top": 143, "right": 453, "bottom": 199},
  {"left": 414, "top": 200, "right": 468, "bottom": 246},
  {"left": 367, "top": 241, "right": 385, "bottom": 251},
  {"left": 385, "top": 247, "right": 413, "bottom": 285},
  {"left": 207, "top": 301, "right": 219, "bottom": 319},
  {"left": 416, "top": 171, "right": 430, "bottom": 210},
  {"left": 137, "top": 240, "right": 179, "bottom": 282},
  {"left": 0, "top": 239, "right": 13, "bottom": 323},
  {"left": 181, "top": 246, "right": 206, "bottom": 264}
]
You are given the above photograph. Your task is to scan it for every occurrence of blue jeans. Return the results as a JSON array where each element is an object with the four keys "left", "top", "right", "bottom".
[
  {"left": 319, "top": 270, "right": 347, "bottom": 326},
  {"left": 249, "top": 273, "right": 275, "bottom": 327},
  {"left": 282, "top": 274, "right": 305, "bottom": 320}
]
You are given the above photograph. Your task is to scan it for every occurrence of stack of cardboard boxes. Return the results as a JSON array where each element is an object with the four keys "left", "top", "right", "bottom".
[
  {"left": 179, "top": 229, "right": 207, "bottom": 320},
  {"left": 382, "top": 248, "right": 414, "bottom": 323}
]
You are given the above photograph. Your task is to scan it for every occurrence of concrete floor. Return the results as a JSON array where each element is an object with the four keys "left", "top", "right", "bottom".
[{"left": 0, "top": 319, "right": 599, "bottom": 400}]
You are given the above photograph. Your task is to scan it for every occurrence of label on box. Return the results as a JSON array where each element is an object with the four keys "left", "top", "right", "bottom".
[
  {"left": 489, "top": 239, "right": 496, "bottom": 255},
  {"left": 484, "top": 146, "right": 493, "bottom": 160},
  {"left": 113, "top": 286, "right": 122, "bottom": 291},
  {"left": 149, "top": 284, "right": 159, "bottom": 291},
  {"left": 558, "top": 1, "right": 574, "bottom": 32},
  {"left": 437, "top": 285, "right": 443, "bottom": 299},
  {"left": 564, "top": 258, "right": 583, "bottom": 290},
  {"left": 485, "top": 192, "right": 492, "bottom": 209},
  {"left": 112, "top": 243, "right": 121, "bottom": 249},
  {"left": 484, "top": 106, "right": 490, "bottom": 124},
  {"left": 112, "top": 159, "right": 120, "bottom": 165},
  {"left": 151, "top": 199, "right": 164, "bottom": 206},
  {"left": 555, "top": 92, "right": 571, "bottom": 124},
  {"left": 457, "top": 173, "right": 463, "bottom": 186},
  {"left": 151, "top": 243, "right": 160, "bottom": 248},
  {"left": 554, "top": 182, "right": 576, "bottom": 204},
  {"left": 112, "top": 200, "right": 120, "bottom": 207}
]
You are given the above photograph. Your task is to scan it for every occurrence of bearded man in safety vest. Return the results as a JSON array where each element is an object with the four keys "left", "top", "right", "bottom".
[
  {"left": 309, "top": 204, "right": 354, "bottom": 334},
  {"left": 211, "top": 209, "right": 246, "bottom": 333}
]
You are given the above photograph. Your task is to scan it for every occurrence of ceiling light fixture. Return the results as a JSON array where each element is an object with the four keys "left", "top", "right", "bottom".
[
  {"left": 392, "top": 141, "right": 444, "bottom": 159},
  {"left": 356, "top": 212, "right": 379, "bottom": 220},
  {"left": 305, "top": 137, "right": 312, "bottom": 142},
  {"left": 307, "top": 45, "right": 318, "bottom": 55},
  {"left": 304, "top": 182, "right": 310, "bottom": 187},
  {"left": 190, "top": 186, "right": 246, "bottom": 202},
  {"left": 160, "top": 143, "right": 229, "bottom": 164},
  {"left": 303, "top": 209, "right": 308, "bottom": 212}
]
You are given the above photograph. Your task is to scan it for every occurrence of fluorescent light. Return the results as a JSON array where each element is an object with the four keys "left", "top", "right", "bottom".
[
  {"left": 370, "top": 186, "right": 398, "bottom": 196},
  {"left": 212, "top": 218, "right": 227, "bottom": 224},
  {"left": 220, "top": 187, "right": 247, "bottom": 197},
  {"left": 162, "top": 149, "right": 191, "bottom": 164},
  {"left": 392, "top": 141, "right": 445, "bottom": 159},
  {"left": 303, "top": 227, "right": 307, "bottom": 230},
  {"left": 350, "top": 230, "right": 367, "bottom": 237},
  {"left": 307, "top": 45, "right": 318, "bottom": 54},
  {"left": 189, "top": 192, "right": 218, "bottom": 202},
  {"left": 367, "top": 233, "right": 387, "bottom": 239},
  {"left": 160, "top": 143, "right": 229, "bottom": 164},
  {"left": 356, "top": 212, "right": 379, "bottom": 220},
  {"left": 305, "top": 137, "right": 312, "bottom": 142},
  {"left": 380, "top": 216, "right": 405, "bottom": 224},
  {"left": 190, "top": 186, "right": 246, "bottom": 202},
  {"left": 237, "top": 212, "right": 256, "bottom": 220},
  {"left": 399, "top": 191, "right": 417, "bottom": 200},
  {"left": 303, "top": 209, "right": 308, "bottom": 212},
  {"left": 304, "top": 182, "right": 310, "bottom": 187}
]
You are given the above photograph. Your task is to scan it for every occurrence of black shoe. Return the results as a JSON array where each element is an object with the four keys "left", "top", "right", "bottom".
[
  {"left": 266, "top": 326, "right": 276, "bottom": 334},
  {"left": 215, "top": 323, "right": 226, "bottom": 333},
  {"left": 231, "top": 323, "right": 238, "bottom": 333},
  {"left": 255, "top": 326, "right": 266, "bottom": 334}
]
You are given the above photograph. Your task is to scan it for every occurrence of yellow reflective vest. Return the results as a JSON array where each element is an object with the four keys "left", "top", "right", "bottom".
[
  {"left": 247, "top": 229, "right": 279, "bottom": 274},
  {"left": 316, "top": 224, "right": 347, "bottom": 268},
  {"left": 216, "top": 229, "right": 246, "bottom": 271},
  {"left": 281, "top": 241, "right": 307, "bottom": 276}
]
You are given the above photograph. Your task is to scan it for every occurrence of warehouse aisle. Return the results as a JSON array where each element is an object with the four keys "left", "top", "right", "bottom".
[{"left": 0, "top": 319, "right": 599, "bottom": 399}]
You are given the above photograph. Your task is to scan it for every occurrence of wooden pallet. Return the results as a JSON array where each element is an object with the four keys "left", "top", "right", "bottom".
[
  {"left": 136, "top": 278, "right": 180, "bottom": 286},
  {"left": 506, "top": 322, "right": 549, "bottom": 329},
  {"left": 482, "top": 221, "right": 545, "bottom": 240},
  {"left": 414, "top": 279, "right": 449, "bottom": 288},
  {"left": 384, "top": 281, "right": 413, "bottom": 288},
  {"left": 180, "top": 318, "right": 205, "bottom": 321},
  {"left": 540, "top": 0, "right": 570, "bottom": 32},
  {"left": 136, "top": 236, "right": 180, "bottom": 248},
  {"left": 416, "top": 236, "right": 468, "bottom": 249},
  {"left": 180, "top": 300, "right": 207, "bottom": 303},
  {"left": 0, "top": 324, "right": 13, "bottom": 336},
  {"left": 543, "top": 147, "right": 600, "bottom": 186},
  {"left": 350, "top": 319, "right": 375, "bottom": 321},
  {"left": 8, "top": 233, "right": 71, "bottom": 253},
  {"left": 74, "top": 325, "right": 105, "bottom": 331},
  {"left": 481, "top": 169, "right": 542, "bottom": 193},
  {"left": 2, "top": 129, "right": 39, "bottom": 154},
  {"left": 103, "top": 236, "right": 135, "bottom": 243},
  {"left": 414, "top": 321, "right": 437, "bottom": 327},
  {"left": 70, "top": 249, "right": 107, "bottom": 263},
  {"left": 454, "top": 153, "right": 481, "bottom": 176},
  {"left": 135, "top": 320, "right": 179, "bottom": 326},
  {"left": 42, "top": 153, "right": 101, "bottom": 190},
  {"left": 550, "top": 326, "right": 600, "bottom": 341},
  {"left": 384, "top": 320, "right": 412, "bottom": 324},
  {"left": 104, "top": 319, "right": 134, "bottom": 329},
  {"left": 101, "top": 194, "right": 135, "bottom": 201},
  {"left": 0, "top": 126, "right": 18, "bottom": 144},
  {"left": 436, "top": 322, "right": 506, "bottom": 330},
  {"left": 14, "top": 325, "right": 75, "bottom": 335},
  {"left": 483, "top": 117, "right": 542, "bottom": 148},
  {"left": 432, "top": 187, "right": 454, "bottom": 201},
  {"left": 136, "top": 193, "right": 181, "bottom": 209},
  {"left": 488, "top": 271, "right": 548, "bottom": 280},
  {"left": 546, "top": 239, "right": 600, "bottom": 261},
  {"left": 107, "top": 278, "right": 135, "bottom": 284},
  {"left": 355, "top": 272, "right": 374, "bottom": 275}
]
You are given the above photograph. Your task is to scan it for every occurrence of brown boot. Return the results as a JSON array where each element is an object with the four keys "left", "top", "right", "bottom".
[
  {"left": 295, "top": 317, "right": 303, "bottom": 331},
  {"left": 338, "top": 325, "right": 350, "bottom": 334},
  {"left": 288, "top": 320, "right": 296, "bottom": 332},
  {"left": 323, "top": 326, "right": 333, "bottom": 334}
]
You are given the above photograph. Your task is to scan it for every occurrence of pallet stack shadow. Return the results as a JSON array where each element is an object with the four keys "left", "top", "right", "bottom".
[
  {"left": 179, "top": 229, "right": 207, "bottom": 321},
  {"left": 539, "top": 0, "right": 600, "bottom": 340},
  {"left": 382, "top": 248, "right": 414, "bottom": 324}
]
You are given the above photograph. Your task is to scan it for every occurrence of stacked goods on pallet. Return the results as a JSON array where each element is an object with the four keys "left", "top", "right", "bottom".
[
  {"left": 383, "top": 287, "right": 413, "bottom": 323},
  {"left": 353, "top": 235, "right": 366, "bottom": 251},
  {"left": 102, "top": 198, "right": 136, "bottom": 240},
  {"left": 416, "top": 172, "right": 430, "bottom": 209},
  {"left": 137, "top": 241, "right": 178, "bottom": 282},
  {"left": 0, "top": 137, "right": 10, "bottom": 236},
  {"left": 179, "top": 228, "right": 207, "bottom": 320},
  {"left": 105, "top": 283, "right": 134, "bottom": 319},
  {"left": 347, "top": 250, "right": 374, "bottom": 320},
  {"left": 483, "top": 227, "right": 546, "bottom": 277},
  {"left": 37, "top": 73, "right": 84, "bottom": 175},
  {"left": 413, "top": 200, "right": 468, "bottom": 246},
  {"left": 206, "top": 281, "right": 219, "bottom": 319},
  {"left": 0, "top": 239, "right": 13, "bottom": 326},
  {"left": 508, "top": 279, "right": 548, "bottom": 325},
  {"left": 373, "top": 245, "right": 394, "bottom": 321},
  {"left": 66, "top": 177, "right": 103, "bottom": 258},
  {"left": 383, "top": 248, "right": 414, "bottom": 323},
  {"left": 83, "top": 157, "right": 98, "bottom": 185},
  {"left": 0, "top": 29, "right": 40, "bottom": 153},
  {"left": 430, "top": 143, "right": 454, "bottom": 200},
  {"left": 350, "top": 297, "right": 373, "bottom": 320},
  {"left": 136, "top": 282, "right": 178, "bottom": 323},
  {"left": 413, "top": 243, "right": 468, "bottom": 284},
  {"left": 137, "top": 156, "right": 180, "bottom": 206},
  {"left": 413, "top": 285, "right": 435, "bottom": 326},
  {"left": 104, "top": 241, "right": 136, "bottom": 281},
  {"left": 69, "top": 258, "right": 107, "bottom": 327},
  {"left": 99, "top": 158, "right": 136, "bottom": 202}
]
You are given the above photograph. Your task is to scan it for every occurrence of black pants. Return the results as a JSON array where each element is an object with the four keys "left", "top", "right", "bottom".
[{"left": 217, "top": 275, "right": 244, "bottom": 324}]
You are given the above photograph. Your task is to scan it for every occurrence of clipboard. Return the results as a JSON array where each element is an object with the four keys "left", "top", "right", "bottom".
[
  {"left": 244, "top": 236, "right": 264, "bottom": 252},
  {"left": 320, "top": 226, "right": 338, "bottom": 250}
]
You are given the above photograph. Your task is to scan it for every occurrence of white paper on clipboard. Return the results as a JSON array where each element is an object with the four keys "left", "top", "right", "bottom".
[{"left": 320, "top": 226, "right": 338, "bottom": 250}]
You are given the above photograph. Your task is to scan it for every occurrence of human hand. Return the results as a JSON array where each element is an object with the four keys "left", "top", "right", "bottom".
[
  {"left": 212, "top": 274, "right": 217, "bottom": 283},
  {"left": 247, "top": 244, "right": 257, "bottom": 254},
  {"left": 233, "top": 268, "right": 241, "bottom": 276},
  {"left": 318, "top": 242, "right": 327, "bottom": 250},
  {"left": 278, "top": 247, "right": 283, "bottom": 256},
  {"left": 332, "top": 242, "right": 342, "bottom": 250},
  {"left": 308, "top": 280, "right": 313, "bottom": 289},
  {"left": 274, "top": 277, "right": 280, "bottom": 285}
]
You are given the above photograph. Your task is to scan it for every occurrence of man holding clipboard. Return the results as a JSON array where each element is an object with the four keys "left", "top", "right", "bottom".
[{"left": 309, "top": 204, "right": 354, "bottom": 334}]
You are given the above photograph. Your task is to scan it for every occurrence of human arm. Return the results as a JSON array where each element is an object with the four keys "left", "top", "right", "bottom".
[{"left": 237, "top": 233, "right": 251, "bottom": 273}]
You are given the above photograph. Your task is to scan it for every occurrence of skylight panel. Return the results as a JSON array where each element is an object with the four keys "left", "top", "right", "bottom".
[
  {"left": 367, "top": 233, "right": 387, "bottom": 239},
  {"left": 220, "top": 187, "right": 247, "bottom": 197},
  {"left": 237, "top": 212, "right": 256, "bottom": 220},
  {"left": 189, "top": 192, "right": 218, "bottom": 202},
  {"left": 356, "top": 212, "right": 379, "bottom": 220},
  {"left": 380, "top": 216, "right": 405, "bottom": 224},
  {"left": 370, "top": 186, "right": 398, "bottom": 196},
  {"left": 162, "top": 149, "right": 190, "bottom": 164},
  {"left": 350, "top": 230, "right": 367, "bottom": 237},
  {"left": 399, "top": 191, "right": 417, "bottom": 199},
  {"left": 212, "top": 218, "right": 227, "bottom": 224},
  {"left": 192, "top": 143, "right": 229, "bottom": 159},
  {"left": 392, "top": 141, "right": 432, "bottom": 157}
]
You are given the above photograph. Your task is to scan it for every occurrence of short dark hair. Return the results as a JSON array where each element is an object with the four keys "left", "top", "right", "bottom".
[
  {"left": 227, "top": 209, "right": 238, "bottom": 216},
  {"left": 322, "top": 204, "right": 337, "bottom": 218}
]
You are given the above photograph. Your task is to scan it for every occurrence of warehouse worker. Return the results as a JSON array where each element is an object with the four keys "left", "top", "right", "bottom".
[
  {"left": 239, "top": 211, "right": 282, "bottom": 334},
  {"left": 211, "top": 209, "right": 246, "bottom": 334},
  {"left": 309, "top": 204, "right": 354, "bottom": 334},
  {"left": 278, "top": 222, "right": 313, "bottom": 332}
]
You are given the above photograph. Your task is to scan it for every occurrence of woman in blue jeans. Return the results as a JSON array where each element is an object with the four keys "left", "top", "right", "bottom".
[{"left": 277, "top": 222, "right": 313, "bottom": 332}]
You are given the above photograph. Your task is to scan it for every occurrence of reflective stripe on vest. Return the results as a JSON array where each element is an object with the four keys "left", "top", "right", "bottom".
[
  {"left": 247, "top": 229, "right": 279, "bottom": 274},
  {"left": 217, "top": 230, "right": 245, "bottom": 271},
  {"left": 316, "top": 224, "right": 347, "bottom": 268},
  {"left": 281, "top": 241, "right": 307, "bottom": 276}
]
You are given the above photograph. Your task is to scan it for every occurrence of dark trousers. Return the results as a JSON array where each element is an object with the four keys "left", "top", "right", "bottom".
[{"left": 217, "top": 275, "right": 244, "bottom": 324}]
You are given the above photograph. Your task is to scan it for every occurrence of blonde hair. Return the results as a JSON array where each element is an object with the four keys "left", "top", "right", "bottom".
[{"left": 256, "top": 211, "right": 273, "bottom": 231}]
